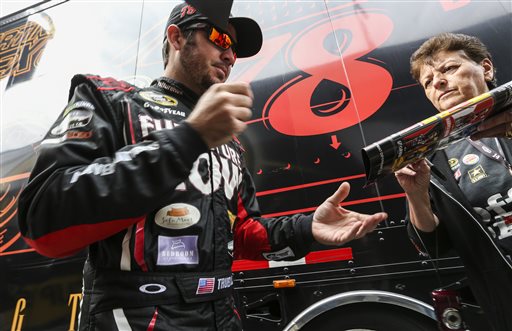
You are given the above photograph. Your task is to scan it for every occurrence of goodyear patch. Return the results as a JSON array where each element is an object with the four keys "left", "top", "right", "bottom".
[{"left": 140, "top": 91, "right": 178, "bottom": 107}]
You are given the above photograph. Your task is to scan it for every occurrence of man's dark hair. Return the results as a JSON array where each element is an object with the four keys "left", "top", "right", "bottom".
[
  {"left": 162, "top": 28, "right": 196, "bottom": 69},
  {"left": 410, "top": 32, "right": 497, "bottom": 88}
]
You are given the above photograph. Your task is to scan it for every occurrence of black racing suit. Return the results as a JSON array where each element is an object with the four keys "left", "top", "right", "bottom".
[{"left": 18, "top": 75, "right": 315, "bottom": 330}]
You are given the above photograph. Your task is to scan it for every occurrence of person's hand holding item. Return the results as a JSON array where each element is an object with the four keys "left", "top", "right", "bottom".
[
  {"left": 186, "top": 82, "right": 253, "bottom": 148},
  {"left": 395, "top": 159, "right": 439, "bottom": 232},
  {"left": 394, "top": 159, "right": 431, "bottom": 195}
]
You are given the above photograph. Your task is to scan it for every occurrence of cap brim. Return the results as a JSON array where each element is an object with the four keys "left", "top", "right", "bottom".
[{"left": 229, "top": 17, "right": 262, "bottom": 58}]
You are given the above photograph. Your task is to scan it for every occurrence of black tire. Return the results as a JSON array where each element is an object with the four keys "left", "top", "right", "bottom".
[{"left": 299, "top": 302, "right": 438, "bottom": 331}]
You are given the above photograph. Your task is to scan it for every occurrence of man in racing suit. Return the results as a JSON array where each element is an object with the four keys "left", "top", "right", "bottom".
[{"left": 18, "top": 2, "right": 387, "bottom": 330}]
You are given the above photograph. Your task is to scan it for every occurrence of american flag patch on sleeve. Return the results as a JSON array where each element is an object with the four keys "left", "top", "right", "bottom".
[{"left": 196, "top": 277, "right": 215, "bottom": 294}]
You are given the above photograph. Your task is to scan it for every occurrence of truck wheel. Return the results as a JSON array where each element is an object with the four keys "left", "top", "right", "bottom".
[{"left": 300, "top": 303, "right": 438, "bottom": 331}]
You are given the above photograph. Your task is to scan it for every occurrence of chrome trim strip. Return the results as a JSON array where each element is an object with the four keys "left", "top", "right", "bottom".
[
  {"left": 1, "top": 0, "right": 68, "bottom": 27},
  {"left": 283, "top": 290, "right": 435, "bottom": 331}
]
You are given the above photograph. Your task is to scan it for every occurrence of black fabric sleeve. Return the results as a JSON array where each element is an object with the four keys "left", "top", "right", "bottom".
[
  {"left": 18, "top": 78, "right": 208, "bottom": 257},
  {"left": 405, "top": 201, "right": 453, "bottom": 257},
  {"left": 233, "top": 150, "right": 315, "bottom": 261}
]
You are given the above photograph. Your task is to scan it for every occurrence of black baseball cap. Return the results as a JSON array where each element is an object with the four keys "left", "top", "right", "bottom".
[{"left": 165, "top": 2, "right": 262, "bottom": 58}]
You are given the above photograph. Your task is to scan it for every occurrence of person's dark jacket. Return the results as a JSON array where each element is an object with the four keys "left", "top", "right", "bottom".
[{"left": 407, "top": 147, "right": 512, "bottom": 331}]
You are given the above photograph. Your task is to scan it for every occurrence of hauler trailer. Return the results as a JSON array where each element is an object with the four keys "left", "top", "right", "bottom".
[{"left": 1, "top": 0, "right": 510, "bottom": 330}]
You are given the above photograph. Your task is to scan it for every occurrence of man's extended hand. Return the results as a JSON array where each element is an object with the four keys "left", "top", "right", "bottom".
[{"left": 312, "top": 182, "right": 387, "bottom": 246}]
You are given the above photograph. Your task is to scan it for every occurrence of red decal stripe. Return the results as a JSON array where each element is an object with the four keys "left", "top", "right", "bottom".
[
  {"left": 234, "top": 307, "right": 241, "bottom": 320},
  {"left": 0, "top": 207, "right": 16, "bottom": 228},
  {"left": 262, "top": 193, "right": 406, "bottom": 218},
  {"left": 147, "top": 308, "right": 158, "bottom": 331},
  {"left": 305, "top": 247, "right": 352, "bottom": 264},
  {"left": 232, "top": 259, "right": 269, "bottom": 272},
  {"left": 256, "top": 174, "right": 366, "bottom": 197},
  {"left": 0, "top": 248, "right": 35, "bottom": 256},
  {"left": 135, "top": 219, "right": 148, "bottom": 271},
  {"left": 23, "top": 217, "right": 144, "bottom": 258},
  {"left": 125, "top": 101, "right": 137, "bottom": 144},
  {"left": 232, "top": 247, "right": 353, "bottom": 272},
  {"left": 0, "top": 232, "right": 21, "bottom": 253},
  {"left": 0, "top": 172, "right": 30, "bottom": 184}
]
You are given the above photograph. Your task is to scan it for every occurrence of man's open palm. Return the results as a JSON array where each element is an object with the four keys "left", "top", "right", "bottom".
[{"left": 312, "top": 182, "right": 387, "bottom": 246}]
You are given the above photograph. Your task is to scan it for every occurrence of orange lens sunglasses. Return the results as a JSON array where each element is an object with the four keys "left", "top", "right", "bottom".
[{"left": 185, "top": 23, "right": 237, "bottom": 58}]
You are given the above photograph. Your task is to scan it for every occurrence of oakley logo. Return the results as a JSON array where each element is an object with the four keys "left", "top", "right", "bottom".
[{"left": 139, "top": 283, "right": 167, "bottom": 294}]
